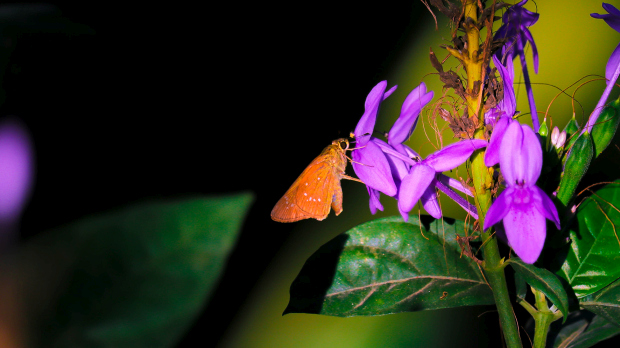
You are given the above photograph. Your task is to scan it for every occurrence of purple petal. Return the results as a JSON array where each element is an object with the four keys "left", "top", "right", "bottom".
[
  {"left": 435, "top": 178, "right": 478, "bottom": 219},
  {"left": 533, "top": 186, "right": 560, "bottom": 230},
  {"left": 484, "top": 187, "right": 514, "bottom": 231},
  {"left": 388, "top": 83, "right": 434, "bottom": 146},
  {"left": 0, "top": 120, "right": 34, "bottom": 222},
  {"left": 398, "top": 164, "right": 435, "bottom": 213},
  {"left": 373, "top": 139, "right": 417, "bottom": 166},
  {"left": 368, "top": 187, "right": 383, "bottom": 215},
  {"left": 421, "top": 183, "right": 442, "bottom": 219},
  {"left": 352, "top": 140, "right": 397, "bottom": 196},
  {"left": 425, "top": 139, "right": 488, "bottom": 172},
  {"left": 398, "top": 199, "right": 410, "bottom": 222},
  {"left": 503, "top": 187, "right": 546, "bottom": 264},
  {"left": 606, "top": 43, "right": 620, "bottom": 84},
  {"left": 500, "top": 122, "right": 542, "bottom": 185},
  {"left": 520, "top": 124, "right": 542, "bottom": 184},
  {"left": 436, "top": 173, "right": 473, "bottom": 197},
  {"left": 354, "top": 81, "right": 392, "bottom": 146},
  {"left": 592, "top": 3, "right": 620, "bottom": 34},
  {"left": 485, "top": 116, "right": 512, "bottom": 167},
  {"left": 523, "top": 28, "right": 539, "bottom": 73},
  {"left": 493, "top": 55, "right": 516, "bottom": 117}
]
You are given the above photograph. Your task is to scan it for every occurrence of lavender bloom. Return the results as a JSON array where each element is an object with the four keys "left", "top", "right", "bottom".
[
  {"left": 584, "top": 3, "right": 620, "bottom": 134},
  {"left": 495, "top": 0, "right": 540, "bottom": 130},
  {"left": 351, "top": 81, "right": 398, "bottom": 214},
  {"left": 398, "top": 139, "right": 487, "bottom": 221},
  {"left": 351, "top": 81, "right": 398, "bottom": 201},
  {"left": 485, "top": 55, "right": 517, "bottom": 167},
  {"left": 352, "top": 81, "right": 479, "bottom": 219},
  {"left": 484, "top": 122, "right": 560, "bottom": 264}
]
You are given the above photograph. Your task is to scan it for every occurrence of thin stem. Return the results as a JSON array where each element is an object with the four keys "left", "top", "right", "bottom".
[{"left": 517, "top": 40, "right": 539, "bottom": 131}]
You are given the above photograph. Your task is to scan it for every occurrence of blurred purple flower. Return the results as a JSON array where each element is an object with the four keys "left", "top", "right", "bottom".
[
  {"left": 494, "top": 0, "right": 540, "bottom": 130},
  {"left": 585, "top": 3, "right": 620, "bottom": 134},
  {"left": 0, "top": 119, "right": 34, "bottom": 249},
  {"left": 483, "top": 122, "right": 560, "bottom": 264}
]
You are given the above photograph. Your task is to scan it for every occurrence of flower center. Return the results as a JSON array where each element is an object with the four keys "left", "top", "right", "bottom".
[{"left": 512, "top": 185, "right": 531, "bottom": 204}]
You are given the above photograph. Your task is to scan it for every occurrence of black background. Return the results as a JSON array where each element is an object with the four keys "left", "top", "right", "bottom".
[{"left": 4, "top": 1, "right": 429, "bottom": 347}]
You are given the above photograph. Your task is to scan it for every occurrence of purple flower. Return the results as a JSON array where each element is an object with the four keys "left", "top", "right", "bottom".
[
  {"left": 484, "top": 122, "right": 560, "bottom": 264},
  {"left": 398, "top": 139, "right": 487, "bottom": 221},
  {"left": 485, "top": 55, "right": 518, "bottom": 167},
  {"left": 351, "top": 81, "right": 398, "bottom": 204},
  {"left": 494, "top": 0, "right": 540, "bottom": 131},
  {"left": 584, "top": 3, "right": 620, "bottom": 134},
  {"left": 352, "top": 81, "right": 479, "bottom": 219}
]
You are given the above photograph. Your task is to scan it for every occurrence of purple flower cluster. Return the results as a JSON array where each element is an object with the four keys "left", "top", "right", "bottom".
[
  {"left": 351, "top": 81, "right": 485, "bottom": 221},
  {"left": 494, "top": 0, "right": 540, "bottom": 131}
]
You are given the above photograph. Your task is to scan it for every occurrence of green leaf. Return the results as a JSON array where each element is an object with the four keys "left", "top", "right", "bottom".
[
  {"left": 581, "top": 277, "right": 620, "bottom": 327},
  {"left": 557, "top": 181, "right": 620, "bottom": 298},
  {"left": 18, "top": 193, "right": 253, "bottom": 348},
  {"left": 284, "top": 215, "right": 494, "bottom": 317},
  {"left": 508, "top": 257, "right": 569, "bottom": 321},
  {"left": 549, "top": 310, "right": 620, "bottom": 348}
]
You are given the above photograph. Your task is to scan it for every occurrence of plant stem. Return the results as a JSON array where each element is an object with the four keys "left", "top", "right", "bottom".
[
  {"left": 464, "top": 1, "right": 523, "bottom": 347},
  {"left": 532, "top": 287, "right": 556, "bottom": 348}
]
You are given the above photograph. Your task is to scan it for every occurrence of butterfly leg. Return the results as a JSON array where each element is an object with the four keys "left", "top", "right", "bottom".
[{"left": 331, "top": 184, "right": 344, "bottom": 216}]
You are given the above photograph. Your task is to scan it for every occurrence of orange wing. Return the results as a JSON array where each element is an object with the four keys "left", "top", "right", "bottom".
[{"left": 271, "top": 157, "right": 342, "bottom": 222}]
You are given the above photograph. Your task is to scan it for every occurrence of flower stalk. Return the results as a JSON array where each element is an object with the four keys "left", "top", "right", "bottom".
[
  {"left": 464, "top": 1, "right": 522, "bottom": 347},
  {"left": 531, "top": 288, "right": 562, "bottom": 348}
]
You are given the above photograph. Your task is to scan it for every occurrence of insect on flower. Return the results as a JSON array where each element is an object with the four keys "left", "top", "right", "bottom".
[{"left": 271, "top": 138, "right": 363, "bottom": 222}]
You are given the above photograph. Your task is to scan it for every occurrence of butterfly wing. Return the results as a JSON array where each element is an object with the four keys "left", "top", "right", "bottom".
[{"left": 271, "top": 153, "right": 342, "bottom": 222}]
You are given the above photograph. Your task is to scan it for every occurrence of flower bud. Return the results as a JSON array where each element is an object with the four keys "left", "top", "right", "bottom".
[
  {"left": 556, "top": 131, "right": 566, "bottom": 149},
  {"left": 591, "top": 97, "right": 620, "bottom": 157},
  {"left": 557, "top": 132, "right": 594, "bottom": 205},
  {"left": 551, "top": 126, "right": 560, "bottom": 146}
]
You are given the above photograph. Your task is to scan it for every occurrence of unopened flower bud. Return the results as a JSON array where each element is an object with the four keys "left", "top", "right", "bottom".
[
  {"left": 551, "top": 126, "right": 560, "bottom": 146},
  {"left": 556, "top": 130, "right": 566, "bottom": 148}
]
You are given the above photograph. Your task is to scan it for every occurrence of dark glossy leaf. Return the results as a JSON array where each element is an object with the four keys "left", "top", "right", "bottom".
[
  {"left": 557, "top": 181, "right": 620, "bottom": 298},
  {"left": 581, "top": 277, "right": 620, "bottom": 327},
  {"left": 285, "top": 215, "right": 494, "bottom": 317},
  {"left": 549, "top": 310, "right": 620, "bottom": 348},
  {"left": 18, "top": 193, "right": 253, "bottom": 348},
  {"left": 509, "top": 257, "right": 569, "bottom": 321}
]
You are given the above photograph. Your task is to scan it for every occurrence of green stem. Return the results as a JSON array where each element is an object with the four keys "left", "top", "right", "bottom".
[
  {"left": 463, "top": 1, "right": 522, "bottom": 347},
  {"left": 532, "top": 288, "right": 556, "bottom": 348}
]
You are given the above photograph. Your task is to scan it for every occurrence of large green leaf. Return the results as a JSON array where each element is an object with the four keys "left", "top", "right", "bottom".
[
  {"left": 284, "top": 215, "right": 494, "bottom": 317},
  {"left": 581, "top": 277, "right": 620, "bottom": 327},
  {"left": 549, "top": 311, "right": 620, "bottom": 348},
  {"left": 17, "top": 193, "right": 253, "bottom": 348},
  {"left": 509, "top": 257, "right": 569, "bottom": 321},
  {"left": 557, "top": 181, "right": 620, "bottom": 298}
]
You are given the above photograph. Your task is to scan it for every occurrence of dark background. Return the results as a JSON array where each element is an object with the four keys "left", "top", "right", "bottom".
[{"left": 4, "top": 1, "right": 431, "bottom": 347}]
